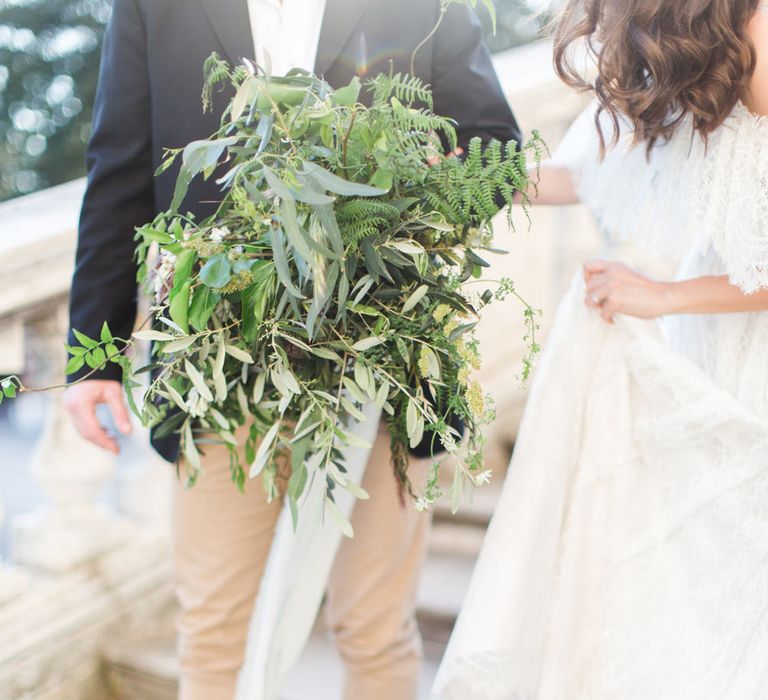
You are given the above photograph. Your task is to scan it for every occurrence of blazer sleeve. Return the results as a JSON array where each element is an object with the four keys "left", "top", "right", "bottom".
[
  {"left": 430, "top": 3, "right": 522, "bottom": 153},
  {"left": 67, "top": 0, "right": 154, "bottom": 382}
]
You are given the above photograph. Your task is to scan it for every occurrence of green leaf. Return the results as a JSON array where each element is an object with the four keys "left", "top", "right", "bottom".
[
  {"left": 332, "top": 76, "right": 361, "bottom": 106},
  {"left": 171, "top": 137, "right": 237, "bottom": 211},
  {"left": 252, "top": 372, "right": 267, "bottom": 404},
  {"left": 225, "top": 345, "right": 254, "bottom": 364},
  {"left": 342, "top": 377, "right": 367, "bottom": 403},
  {"left": 250, "top": 421, "right": 281, "bottom": 477},
  {"left": 199, "top": 253, "right": 232, "bottom": 289},
  {"left": 302, "top": 162, "right": 388, "bottom": 197},
  {"left": 344, "top": 479, "right": 370, "bottom": 500},
  {"left": 231, "top": 77, "right": 257, "bottom": 121},
  {"left": 72, "top": 329, "right": 98, "bottom": 349},
  {"left": 184, "top": 359, "right": 213, "bottom": 402},
  {"left": 270, "top": 228, "right": 305, "bottom": 299},
  {"left": 91, "top": 346, "right": 107, "bottom": 368},
  {"left": 402, "top": 284, "right": 429, "bottom": 313},
  {"left": 312, "top": 203, "right": 344, "bottom": 256},
  {"left": 183, "top": 136, "right": 237, "bottom": 174},
  {"left": 65, "top": 355, "right": 85, "bottom": 375},
  {"left": 2, "top": 380, "right": 17, "bottom": 399},
  {"left": 172, "top": 249, "right": 198, "bottom": 295},
  {"left": 421, "top": 345, "right": 441, "bottom": 379},
  {"left": 352, "top": 336, "right": 386, "bottom": 352},
  {"left": 161, "top": 336, "right": 197, "bottom": 354},
  {"left": 262, "top": 165, "right": 295, "bottom": 201},
  {"left": 406, "top": 399, "right": 419, "bottom": 441},
  {"left": 309, "top": 346, "right": 343, "bottom": 363},
  {"left": 465, "top": 249, "right": 491, "bottom": 268},
  {"left": 369, "top": 169, "right": 394, "bottom": 191},
  {"left": 183, "top": 421, "right": 201, "bottom": 471},
  {"left": 288, "top": 437, "right": 310, "bottom": 496},
  {"left": 169, "top": 281, "right": 191, "bottom": 334},
  {"left": 343, "top": 431, "right": 373, "bottom": 450},
  {"left": 153, "top": 411, "right": 186, "bottom": 439},
  {"left": 236, "top": 383, "right": 249, "bottom": 415},
  {"left": 208, "top": 407, "right": 230, "bottom": 430},
  {"left": 100, "top": 322, "right": 113, "bottom": 344},
  {"left": 293, "top": 172, "right": 336, "bottom": 205},
  {"left": 354, "top": 362, "right": 370, "bottom": 392},
  {"left": 374, "top": 381, "right": 390, "bottom": 409},
  {"left": 189, "top": 287, "right": 221, "bottom": 332},
  {"left": 360, "top": 238, "right": 393, "bottom": 282},
  {"left": 389, "top": 240, "right": 425, "bottom": 256},
  {"left": 325, "top": 496, "right": 354, "bottom": 538},
  {"left": 341, "top": 397, "right": 367, "bottom": 422},
  {"left": 279, "top": 198, "right": 311, "bottom": 262},
  {"left": 162, "top": 380, "right": 188, "bottom": 412},
  {"left": 133, "top": 330, "right": 176, "bottom": 342}
]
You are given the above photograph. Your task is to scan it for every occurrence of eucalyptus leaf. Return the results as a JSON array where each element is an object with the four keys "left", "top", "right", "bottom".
[
  {"left": 199, "top": 254, "right": 232, "bottom": 289},
  {"left": 184, "top": 359, "right": 213, "bottom": 402},
  {"left": 302, "top": 162, "right": 388, "bottom": 197},
  {"left": 324, "top": 496, "right": 354, "bottom": 538},
  {"left": 250, "top": 421, "right": 281, "bottom": 477}
]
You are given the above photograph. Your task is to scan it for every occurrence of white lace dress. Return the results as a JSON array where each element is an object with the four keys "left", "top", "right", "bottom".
[{"left": 432, "top": 102, "right": 768, "bottom": 700}]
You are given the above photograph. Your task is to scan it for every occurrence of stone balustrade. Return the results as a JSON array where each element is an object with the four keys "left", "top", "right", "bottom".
[
  {"left": 0, "top": 39, "right": 595, "bottom": 699},
  {"left": 0, "top": 182, "right": 175, "bottom": 698}
]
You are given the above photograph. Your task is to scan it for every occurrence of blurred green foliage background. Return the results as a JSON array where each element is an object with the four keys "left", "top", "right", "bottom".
[{"left": 0, "top": 0, "right": 547, "bottom": 203}]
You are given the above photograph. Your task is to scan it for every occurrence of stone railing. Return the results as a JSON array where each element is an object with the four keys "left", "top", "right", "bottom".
[
  {"left": 0, "top": 180, "right": 176, "bottom": 699},
  {"left": 0, "top": 38, "right": 595, "bottom": 698}
]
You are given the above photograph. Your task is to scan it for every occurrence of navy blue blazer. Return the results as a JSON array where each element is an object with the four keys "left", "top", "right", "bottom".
[{"left": 68, "top": 0, "right": 522, "bottom": 462}]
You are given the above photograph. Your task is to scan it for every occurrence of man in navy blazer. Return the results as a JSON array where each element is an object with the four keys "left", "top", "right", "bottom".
[{"left": 65, "top": 1, "right": 521, "bottom": 697}]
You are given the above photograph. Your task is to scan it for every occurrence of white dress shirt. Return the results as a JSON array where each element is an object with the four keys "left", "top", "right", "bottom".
[{"left": 246, "top": 0, "right": 327, "bottom": 75}]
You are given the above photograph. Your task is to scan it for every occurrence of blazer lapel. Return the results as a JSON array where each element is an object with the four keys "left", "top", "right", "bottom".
[
  {"left": 197, "top": 0, "right": 255, "bottom": 65},
  {"left": 315, "top": 0, "right": 372, "bottom": 76}
]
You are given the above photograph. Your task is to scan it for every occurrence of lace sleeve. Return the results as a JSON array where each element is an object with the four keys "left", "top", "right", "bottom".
[
  {"left": 695, "top": 105, "right": 768, "bottom": 294},
  {"left": 551, "top": 102, "right": 768, "bottom": 287},
  {"left": 550, "top": 103, "right": 693, "bottom": 258}
]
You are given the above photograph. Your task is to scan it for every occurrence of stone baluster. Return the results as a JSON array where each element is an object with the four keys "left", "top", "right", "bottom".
[
  {"left": 11, "top": 305, "right": 128, "bottom": 572},
  {"left": 0, "top": 504, "right": 27, "bottom": 604}
]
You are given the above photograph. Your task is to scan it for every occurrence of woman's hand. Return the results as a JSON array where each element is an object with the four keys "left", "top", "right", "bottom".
[{"left": 583, "top": 260, "right": 672, "bottom": 323}]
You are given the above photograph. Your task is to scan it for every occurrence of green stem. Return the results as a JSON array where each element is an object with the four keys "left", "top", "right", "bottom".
[{"left": 410, "top": 5, "right": 447, "bottom": 76}]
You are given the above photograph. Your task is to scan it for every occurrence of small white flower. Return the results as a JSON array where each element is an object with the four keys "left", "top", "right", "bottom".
[
  {"left": 209, "top": 227, "right": 228, "bottom": 242},
  {"left": 414, "top": 496, "right": 431, "bottom": 512},
  {"left": 439, "top": 433, "right": 459, "bottom": 454},
  {"left": 232, "top": 245, "right": 244, "bottom": 255},
  {"left": 473, "top": 469, "right": 493, "bottom": 486},
  {"left": 185, "top": 388, "right": 209, "bottom": 418},
  {"left": 153, "top": 250, "right": 177, "bottom": 300}
]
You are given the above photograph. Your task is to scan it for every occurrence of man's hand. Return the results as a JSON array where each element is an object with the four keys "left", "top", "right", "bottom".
[
  {"left": 426, "top": 146, "right": 464, "bottom": 167},
  {"left": 64, "top": 380, "right": 132, "bottom": 454},
  {"left": 584, "top": 260, "right": 672, "bottom": 323}
]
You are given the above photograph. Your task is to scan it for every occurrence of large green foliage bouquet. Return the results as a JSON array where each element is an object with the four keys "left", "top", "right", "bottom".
[{"left": 3, "top": 3, "right": 543, "bottom": 527}]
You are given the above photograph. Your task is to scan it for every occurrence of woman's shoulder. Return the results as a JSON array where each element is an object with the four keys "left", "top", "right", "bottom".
[{"left": 746, "top": 5, "right": 768, "bottom": 116}]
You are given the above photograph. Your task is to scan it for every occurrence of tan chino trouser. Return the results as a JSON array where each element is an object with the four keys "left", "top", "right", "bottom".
[{"left": 172, "top": 422, "right": 432, "bottom": 700}]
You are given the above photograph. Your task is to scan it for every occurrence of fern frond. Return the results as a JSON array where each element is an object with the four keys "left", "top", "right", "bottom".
[
  {"left": 367, "top": 73, "right": 434, "bottom": 109},
  {"left": 202, "top": 52, "right": 232, "bottom": 113},
  {"left": 337, "top": 199, "right": 401, "bottom": 225}
]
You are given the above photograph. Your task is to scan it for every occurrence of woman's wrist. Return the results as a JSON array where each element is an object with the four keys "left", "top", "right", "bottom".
[{"left": 657, "top": 280, "right": 686, "bottom": 316}]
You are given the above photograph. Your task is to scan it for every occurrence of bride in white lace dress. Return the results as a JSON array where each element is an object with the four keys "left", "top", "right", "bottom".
[{"left": 433, "top": 1, "right": 768, "bottom": 698}]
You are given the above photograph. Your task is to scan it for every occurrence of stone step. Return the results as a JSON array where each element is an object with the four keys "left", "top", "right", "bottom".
[
  {"left": 102, "top": 640, "right": 177, "bottom": 700},
  {"left": 102, "top": 528, "right": 483, "bottom": 699},
  {"left": 103, "top": 623, "right": 447, "bottom": 700}
]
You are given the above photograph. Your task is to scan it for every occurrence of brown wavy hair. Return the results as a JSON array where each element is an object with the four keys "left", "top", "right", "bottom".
[{"left": 553, "top": 0, "right": 760, "bottom": 150}]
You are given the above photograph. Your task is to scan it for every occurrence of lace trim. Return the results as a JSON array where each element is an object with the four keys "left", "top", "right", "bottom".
[{"left": 552, "top": 101, "right": 768, "bottom": 293}]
